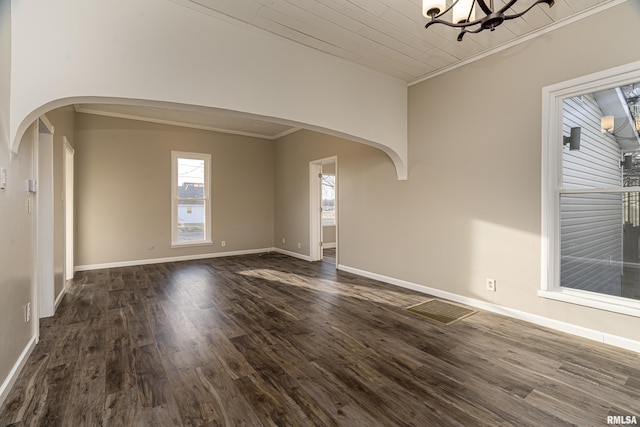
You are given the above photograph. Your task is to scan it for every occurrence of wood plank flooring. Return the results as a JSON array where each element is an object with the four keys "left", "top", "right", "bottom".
[{"left": 1, "top": 253, "right": 640, "bottom": 426}]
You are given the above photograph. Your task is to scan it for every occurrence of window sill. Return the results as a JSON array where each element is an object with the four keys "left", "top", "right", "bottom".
[
  {"left": 171, "top": 240, "right": 213, "bottom": 249},
  {"left": 538, "top": 288, "right": 640, "bottom": 318}
]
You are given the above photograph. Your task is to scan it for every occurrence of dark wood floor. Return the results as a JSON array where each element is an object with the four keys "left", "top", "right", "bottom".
[{"left": 1, "top": 253, "right": 639, "bottom": 426}]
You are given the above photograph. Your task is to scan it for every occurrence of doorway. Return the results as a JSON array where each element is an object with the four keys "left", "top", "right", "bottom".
[{"left": 309, "top": 156, "right": 337, "bottom": 265}]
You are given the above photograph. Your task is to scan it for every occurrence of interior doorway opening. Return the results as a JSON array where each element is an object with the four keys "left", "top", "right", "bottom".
[{"left": 309, "top": 156, "right": 337, "bottom": 265}]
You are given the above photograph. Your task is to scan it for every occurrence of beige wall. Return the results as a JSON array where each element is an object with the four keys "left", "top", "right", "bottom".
[
  {"left": 323, "top": 226, "right": 336, "bottom": 245},
  {"left": 0, "top": 124, "right": 36, "bottom": 397},
  {"left": 406, "top": 1, "right": 640, "bottom": 340},
  {"left": 46, "top": 106, "right": 75, "bottom": 299},
  {"left": 0, "top": 0, "right": 36, "bottom": 398},
  {"left": 274, "top": 2, "right": 640, "bottom": 342},
  {"left": 74, "top": 113, "right": 274, "bottom": 267},
  {"left": 275, "top": 130, "right": 393, "bottom": 256}
]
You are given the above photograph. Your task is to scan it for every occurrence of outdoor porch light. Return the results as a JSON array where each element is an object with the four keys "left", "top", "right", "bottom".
[
  {"left": 563, "top": 127, "right": 581, "bottom": 151},
  {"left": 601, "top": 115, "right": 615, "bottom": 134}
]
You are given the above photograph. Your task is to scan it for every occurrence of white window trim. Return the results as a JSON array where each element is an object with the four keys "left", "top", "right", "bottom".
[
  {"left": 171, "top": 151, "right": 212, "bottom": 248},
  {"left": 540, "top": 60, "right": 640, "bottom": 317}
]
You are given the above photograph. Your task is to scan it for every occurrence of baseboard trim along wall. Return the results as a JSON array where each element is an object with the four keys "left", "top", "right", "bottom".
[
  {"left": 0, "top": 335, "right": 37, "bottom": 408},
  {"left": 75, "top": 247, "right": 275, "bottom": 271},
  {"left": 337, "top": 264, "right": 640, "bottom": 354},
  {"left": 54, "top": 286, "right": 67, "bottom": 310},
  {"left": 272, "top": 248, "right": 313, "bottom": 262}
]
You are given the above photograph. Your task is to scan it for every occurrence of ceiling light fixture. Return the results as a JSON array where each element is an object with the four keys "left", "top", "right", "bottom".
[{"left": 423, "top": 0, "right": 555, "bottom": 41}]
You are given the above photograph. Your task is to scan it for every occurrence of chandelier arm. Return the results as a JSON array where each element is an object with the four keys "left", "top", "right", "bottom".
[
  {"left": 457, "top": 25, "right": 485, "bottom": 41},
  {"left": 474, "top": 0, "right": 495, "bottom": 15},
  {"left": 495, "top": 0, "right": 519, "bottom": 14},
  {"left": 426, "top": 17, "right": 480, "bottom": 30},
  {"left": 502, "top": 0, "right": 554, "bottom": 20}
]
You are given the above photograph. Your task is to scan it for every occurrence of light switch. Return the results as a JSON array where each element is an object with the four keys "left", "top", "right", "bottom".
[{"left": 0, "top": 167, "right": 6, "bottom": 189}]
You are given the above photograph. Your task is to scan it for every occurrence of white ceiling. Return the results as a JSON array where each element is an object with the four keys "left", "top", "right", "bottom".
[
  {"left": 174, "top": 0, "right": 618, "bottom": 83},
  {"left": 77, "top": 0, "right": 621, "bottom": 137},
  {"left": 74, "top": 104, "right": 300, "bottom": 140}
]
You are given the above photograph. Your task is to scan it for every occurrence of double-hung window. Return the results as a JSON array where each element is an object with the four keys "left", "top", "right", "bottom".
[
  {"left": 541, "top": 61, "right": 640, "bottom": 316},
  {"left": 171, "top": 151, "right": 212, "bottom": 247}
]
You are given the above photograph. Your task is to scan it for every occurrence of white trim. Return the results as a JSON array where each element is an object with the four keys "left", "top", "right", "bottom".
[
  {"left": 75, "top": 248, "right": 274, "bottom": 271},
  {"left": 310, "top": 156, "right": 338, "bottom": 264},
  {"left": 63, "top": 138, "right": 74, "bottom": 281},
  {"left": 538, "top": 289, "right": 640, "bottom": 318},
  {"left": 74, "top": 105, "right": 300, "bottom": 140},
  {"left": 271, "top": 127, "right": 301, "bottom": 140},
  {"left": 410, "top": 0, "right": 627, "bottom": 86},
  {"left": 171, "top": 151, "right": 212, "bottom": 247},
  {"left": 272, "top": 247, "right": 313, "bottom": 262},
  {"left": 38, "top": 114, "right": 54, "bottom": 135},
  {"left": 309, "top": 162, "right": 322, "bottom": 262},
  {"left": 170, "top": 240, "right": 213, "bottom": 249},
  {"left": 541, "top": 60, "right": 640, "bottom": 306},
  {"left": 322, "top": 242, "right": 336, "bottom": 249},
  {"left": 338, "top": 263, "right": 640, "bottom": 353},
  {"left": 54, "top": 285, "right": 67, "bottom": 310},
  {"left": 0, "top": 335, "right": 37, "bottom": 408},
  {"left": 36, "top": 118, "right": 55, "bottom": 319}
]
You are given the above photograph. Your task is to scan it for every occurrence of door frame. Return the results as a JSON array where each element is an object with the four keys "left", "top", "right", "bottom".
[
  {"left": 34, "top": 115, "right": 55, "bottom": 331},
  {"left": 309, "top": 156, "right": 338, "bottom": 264},
  {"left": 63, "top": 137, "right": 74, "bottom": 282}
]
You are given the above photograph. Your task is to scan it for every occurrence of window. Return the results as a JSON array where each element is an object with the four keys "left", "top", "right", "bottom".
[
  {"left": 321, "top": 173, "right": 336, "bottom": 226},
  {"left": 541, "top": 61, "right": 640, "bottom": 316},
  {"left": 171, "top": 151, "right": 211, "bottom": 247}
]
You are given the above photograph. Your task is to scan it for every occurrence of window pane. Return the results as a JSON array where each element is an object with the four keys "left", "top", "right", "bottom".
[
  {"left": 321, "top": 174, "right": 335, "bottom": 226},
  {"left": 178, "top": 158, "right": 205, "bottom": 198},
  {"left": 560, "top": 192, "right": 640, "bottom": 300},
  {"left": 177, "top": 201, "right": 205, "bottom": 242},
  {"left": 561, "top": 94, "right": 622, "bottom": 190}
]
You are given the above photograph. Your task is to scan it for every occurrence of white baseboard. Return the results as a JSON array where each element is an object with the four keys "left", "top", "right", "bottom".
[
  {"left": 75, "top": 247, "right": 275, "bottom": 272},
  {"left": 322, "top": 242, "right": 336, "bottom": 249},
  {"left": 54, "top": 285, "right": 67, "bottom": 310},
  {"left": 0, "top": 335, "right": 37, "bottom": 408},
  {"left": 272, "top": 247, "right": 313, "bottom": 261},
  {"left": 338, "top": 264, "right": 640, "bottom": 353}
]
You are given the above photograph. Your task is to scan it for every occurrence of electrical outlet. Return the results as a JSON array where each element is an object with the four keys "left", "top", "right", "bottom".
[
  {"left": 486, "top": 278, "right": 496, "bottom": 292},
  {"left": 282, "top": 238, "right": 285, "bottom": 244},
  {"left": 24, "top": 302, "right": 31, "bottom": 323},
  {"left": 221, "top": 240, "right": 226, "bottom": 247},
  {"left": 298, "top": 242, "right": 301, "bottom": 249}
]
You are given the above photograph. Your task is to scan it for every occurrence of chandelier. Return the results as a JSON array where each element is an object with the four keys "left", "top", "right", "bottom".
[{"left": 422, "top": 0, "right": 555, "bottom": 41}]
